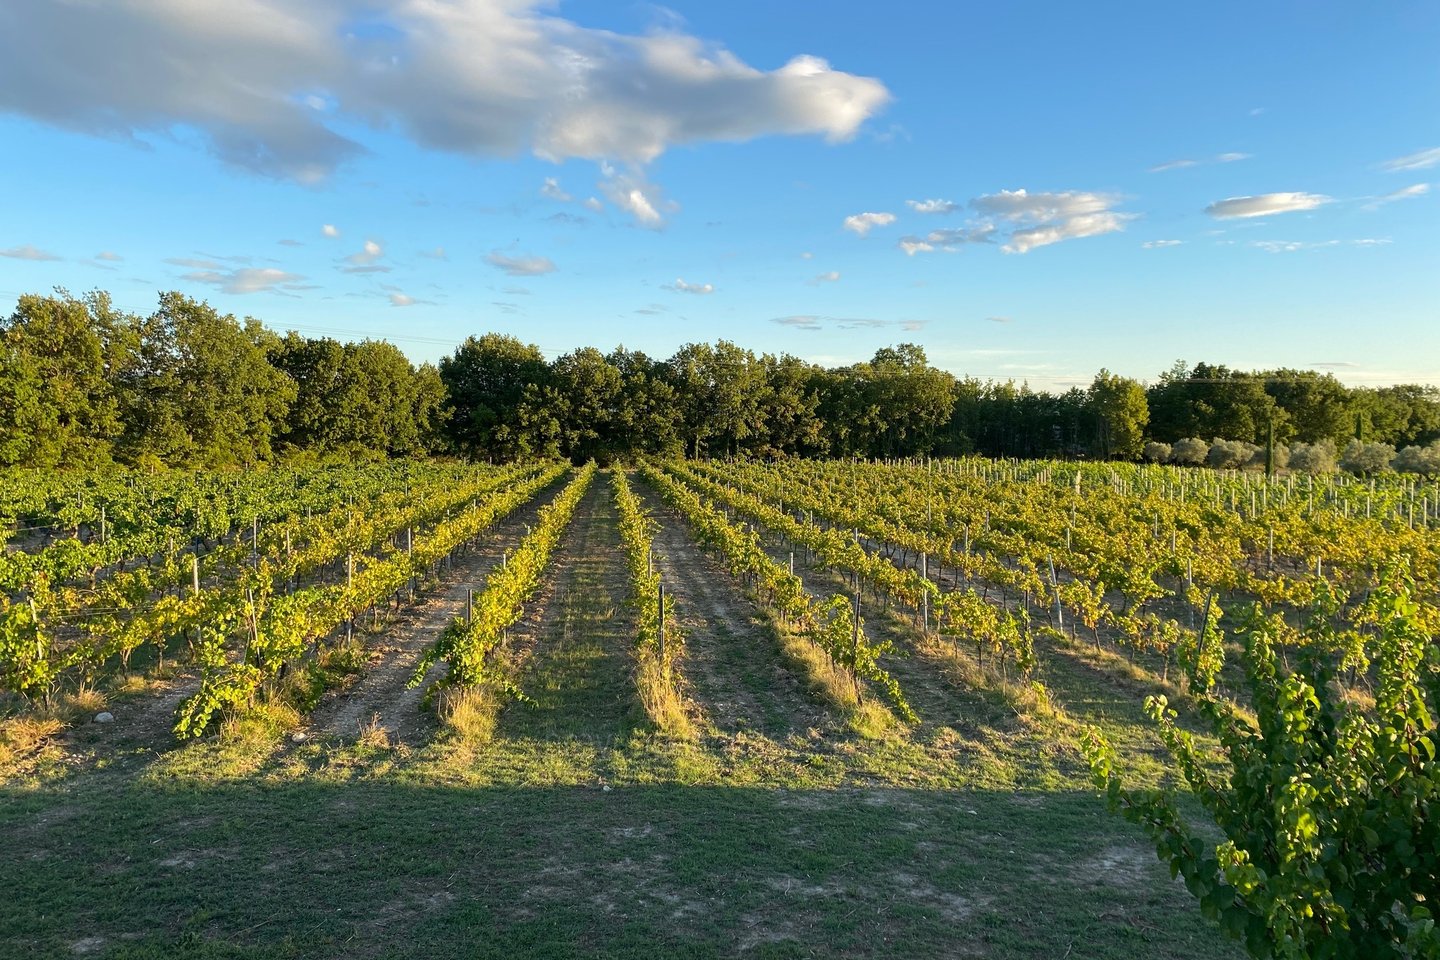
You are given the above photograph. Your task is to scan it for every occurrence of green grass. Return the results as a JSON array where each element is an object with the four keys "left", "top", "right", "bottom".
[
  {"left": 1, "top": 749, "right": 1238, "bottom": 959},
  {"left": 0, "top": 479, "right": 1243, "bottom": 959}
]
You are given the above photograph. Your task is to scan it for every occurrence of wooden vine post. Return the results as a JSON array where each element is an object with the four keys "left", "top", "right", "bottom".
[{"left": 657, "top": 582, "right": 667, "bottom": 667}]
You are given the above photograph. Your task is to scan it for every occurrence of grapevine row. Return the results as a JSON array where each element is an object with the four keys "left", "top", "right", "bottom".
[
  {"left": 410, "top": 463, "right": 595, "bottom": 699},
  {"left": 175, "top": 463, "right": 569, "bottom": 736},
  {"left": 638, "top": 461, "right": 915, "bottom": 722},
  {"left": 611, "top": 466, "right": 689, "bottom": 734}
]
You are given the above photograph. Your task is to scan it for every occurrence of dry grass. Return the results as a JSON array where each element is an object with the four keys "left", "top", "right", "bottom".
[
  {"left": 112, "top": 672, "right": 166, "bottom": 697},
  {"left": 437, "top": 686, "right": 500, "bottom": 744},
  {"left": 55, "top": 687, "right": 107, "bottom": 723},
  {"left": 915, "top": 631, "right": 1058, "bottom": 724},
  {"left": 0, "top": 714, "right": 66, "bottom": 771},
  {"left": 356, "top": 713, "right": 392, "bottom": 750},
  {"left": 767, "top": 616, "right": 904, "bottom": 738},
  {"left": 775, "top": 620, "right": 859, "bottom": 711},
  {"left": 317, "top": 635, "right": 370, "bottom": 675},
  {"left": 0, "top": 688, "right": 112, "bottom": 774},
  {"left": 635, "top": 654, "right": 697, "bottom": 740},
  {"left": 219, "top": 696, "right": 302, "bottom": 747}
]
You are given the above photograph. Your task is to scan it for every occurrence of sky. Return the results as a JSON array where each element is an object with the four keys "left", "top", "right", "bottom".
[{"left": 1, "top": 0, "right": 1437, "bottom": 391}]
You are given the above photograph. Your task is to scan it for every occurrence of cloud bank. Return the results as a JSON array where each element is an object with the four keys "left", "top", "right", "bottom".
[
  {"left": 899, "top": 189, "right": 1133, "bottom": 255},
  {"left": 183, "top": 266, "right": 305, "bottom": 294},
  {"left": 0, "top": 1, "right": 889, "bottom": 222}
]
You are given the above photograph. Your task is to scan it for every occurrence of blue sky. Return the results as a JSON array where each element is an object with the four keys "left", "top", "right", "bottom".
[{"left": 1, "top": 0, "right": 1436, "bottom": 390}]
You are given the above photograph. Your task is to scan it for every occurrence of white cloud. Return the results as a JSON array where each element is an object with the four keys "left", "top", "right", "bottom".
[
  {"left": 773, "top": 315, "right": 823, "bottom": 330},
  {"left": 0, "top": 244, "right": 61, "bottom": 261},
  {"left": 1380, "top": 147, "right": 1440, "bottom": 172},
  {"left": 988, "top": 316, "right": 1012, "bottom": 324},
  {"left": 350, "top": 239, "right": 382, "bottom": 263},
  {"left": 389, "top": 292, "right": 416, "bottom": 307},
  {"left": 322, "top": 224, "right": 339, "bottom": 238},
  {"left": 966, "top": 189, "right": 1133, "bottom": 254},
  {"left": 770, "top": 315, "right": 921, "bottom": 332},
  {"left": 541, "top": 177, "right": 572, "bottom": 202},
  {"left": 938, "top": 225, "right": 995, "bottom": 245},
  {"left": 165, "top": 256, "right": 223, "bottom": 270},
  {"left": 600, "top": 168, "right": 672, "bottom": 226},
  {"left": 1149, "top": 159, "right": 1199, "bottom": 173},
  {"left": 419, "top": 246, "right": 447, "bottom": 259},
  {"left": 663, "top": 278, "right": 715, "bottom": 294},
  {"left": 810, "top": 270, "right": 840, "bottom": 283},
  {"left": 1352, "top": 238, "right": 1393, "bottom": 246},
  {"left": 838, "top": 318, "right": 926, "bottom": 331},
  {"left": 842, "top": 211, "right": 896, "bottom": 236},
  {"left": 485, "top": 251, "right": 556, "bottom": 276},
  {"left": 972, "top": 189, "right": 1113, "bottom": 224},
  {"left": 0, "top": 2, "right": 889, "bottom": 202},
  {"left": 897, "top": 225, "right": 996, "bottom": 255},
  {"left": 1204, "top": 192, "right": 1331, "bottom": 219},
  {"left": 583, "top": 197, "right": 604, "bottom": 213},
  {"left": 184, "top": 266, "right": 304, "bottom": 294},
  {"left": 95, "top": 251, "right": 123, "bottom": 262},
  {"left": 340, "top": 239, "right": 384, "bottom": 272},
  {"left": 1363, "top": 182, "right": 1429, "bottom": 210},
  {"left": 770, "top": 315, "right": 923, "bottom": 332},
  {"left": 1004, "top": 215, "right": 1131, "bottom": 254},
  {"left": 1150, "top": 152, "right": 1251, "bottom": 172},
  {"left": 1141, "top": 239, "right": 1183, "bottom": 249},
  {"left": 799, "top": 251, "right": 813, "bottom": 260},
  {"left": 1251, "top": 240, "right": 1341, "bottom": 253},
  {"left": 906, "top": 198, "right": 959, "bottom": 214}
]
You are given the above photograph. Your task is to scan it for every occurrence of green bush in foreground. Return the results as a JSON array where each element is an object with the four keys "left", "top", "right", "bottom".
[{"left": 1083, "top": 573, "right": 1439, "bottom": 959}]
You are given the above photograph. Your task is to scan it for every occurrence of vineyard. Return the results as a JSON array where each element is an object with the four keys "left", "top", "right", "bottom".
[{"left": 2, "top": 458, "right": 1436, "bottom": 959}]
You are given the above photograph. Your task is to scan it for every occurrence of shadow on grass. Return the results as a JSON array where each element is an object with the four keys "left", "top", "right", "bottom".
[{"left": 0, "top": 779, "right": 1241, "bottom": 960}]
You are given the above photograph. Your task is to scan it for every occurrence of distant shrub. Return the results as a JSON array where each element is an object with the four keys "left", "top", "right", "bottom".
[
  {"left": 1247, "top": 443, "right": 1289, "bottom": 471},
  {"left": 1170, "top": 437, "right": 1209, "bottom": 466},
  {"left": 1340, "top": 439, "right": 1396, "bottom": 476},
  {"left": 1393, "top": 441, "right": 1440, "bottom": 478},
  {"left": 1289, "top": 439, "right": 1338, "bottom": 474},
  {"left": 1143, "top": 441, "right": 1172, "bottom": 463},
  {"left": 1207, "top": 438, "right": 1259, "bottom": 470}
]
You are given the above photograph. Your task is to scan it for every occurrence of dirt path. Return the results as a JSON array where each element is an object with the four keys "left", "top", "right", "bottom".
[
  {"left": 499, "top": 476, "right": 636, "bottom": 743},
  {"left": 303, "top": 484, "right": 563, "bottom": 748},
  {"left": 637, "top": 483, "right": 827, "bottom": 738},
  {"left": 37, "top": 666, "right": 204, "bottom": 781}
]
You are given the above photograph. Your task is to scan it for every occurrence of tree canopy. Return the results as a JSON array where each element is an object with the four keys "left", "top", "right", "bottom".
[{"left": 4, "top": 290, "right": 1439, "bottom": 469}]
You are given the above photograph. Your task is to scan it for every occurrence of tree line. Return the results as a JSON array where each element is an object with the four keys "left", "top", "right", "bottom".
[{"left": 3, "top": 289, "right": 1438, "bottom": 469}]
